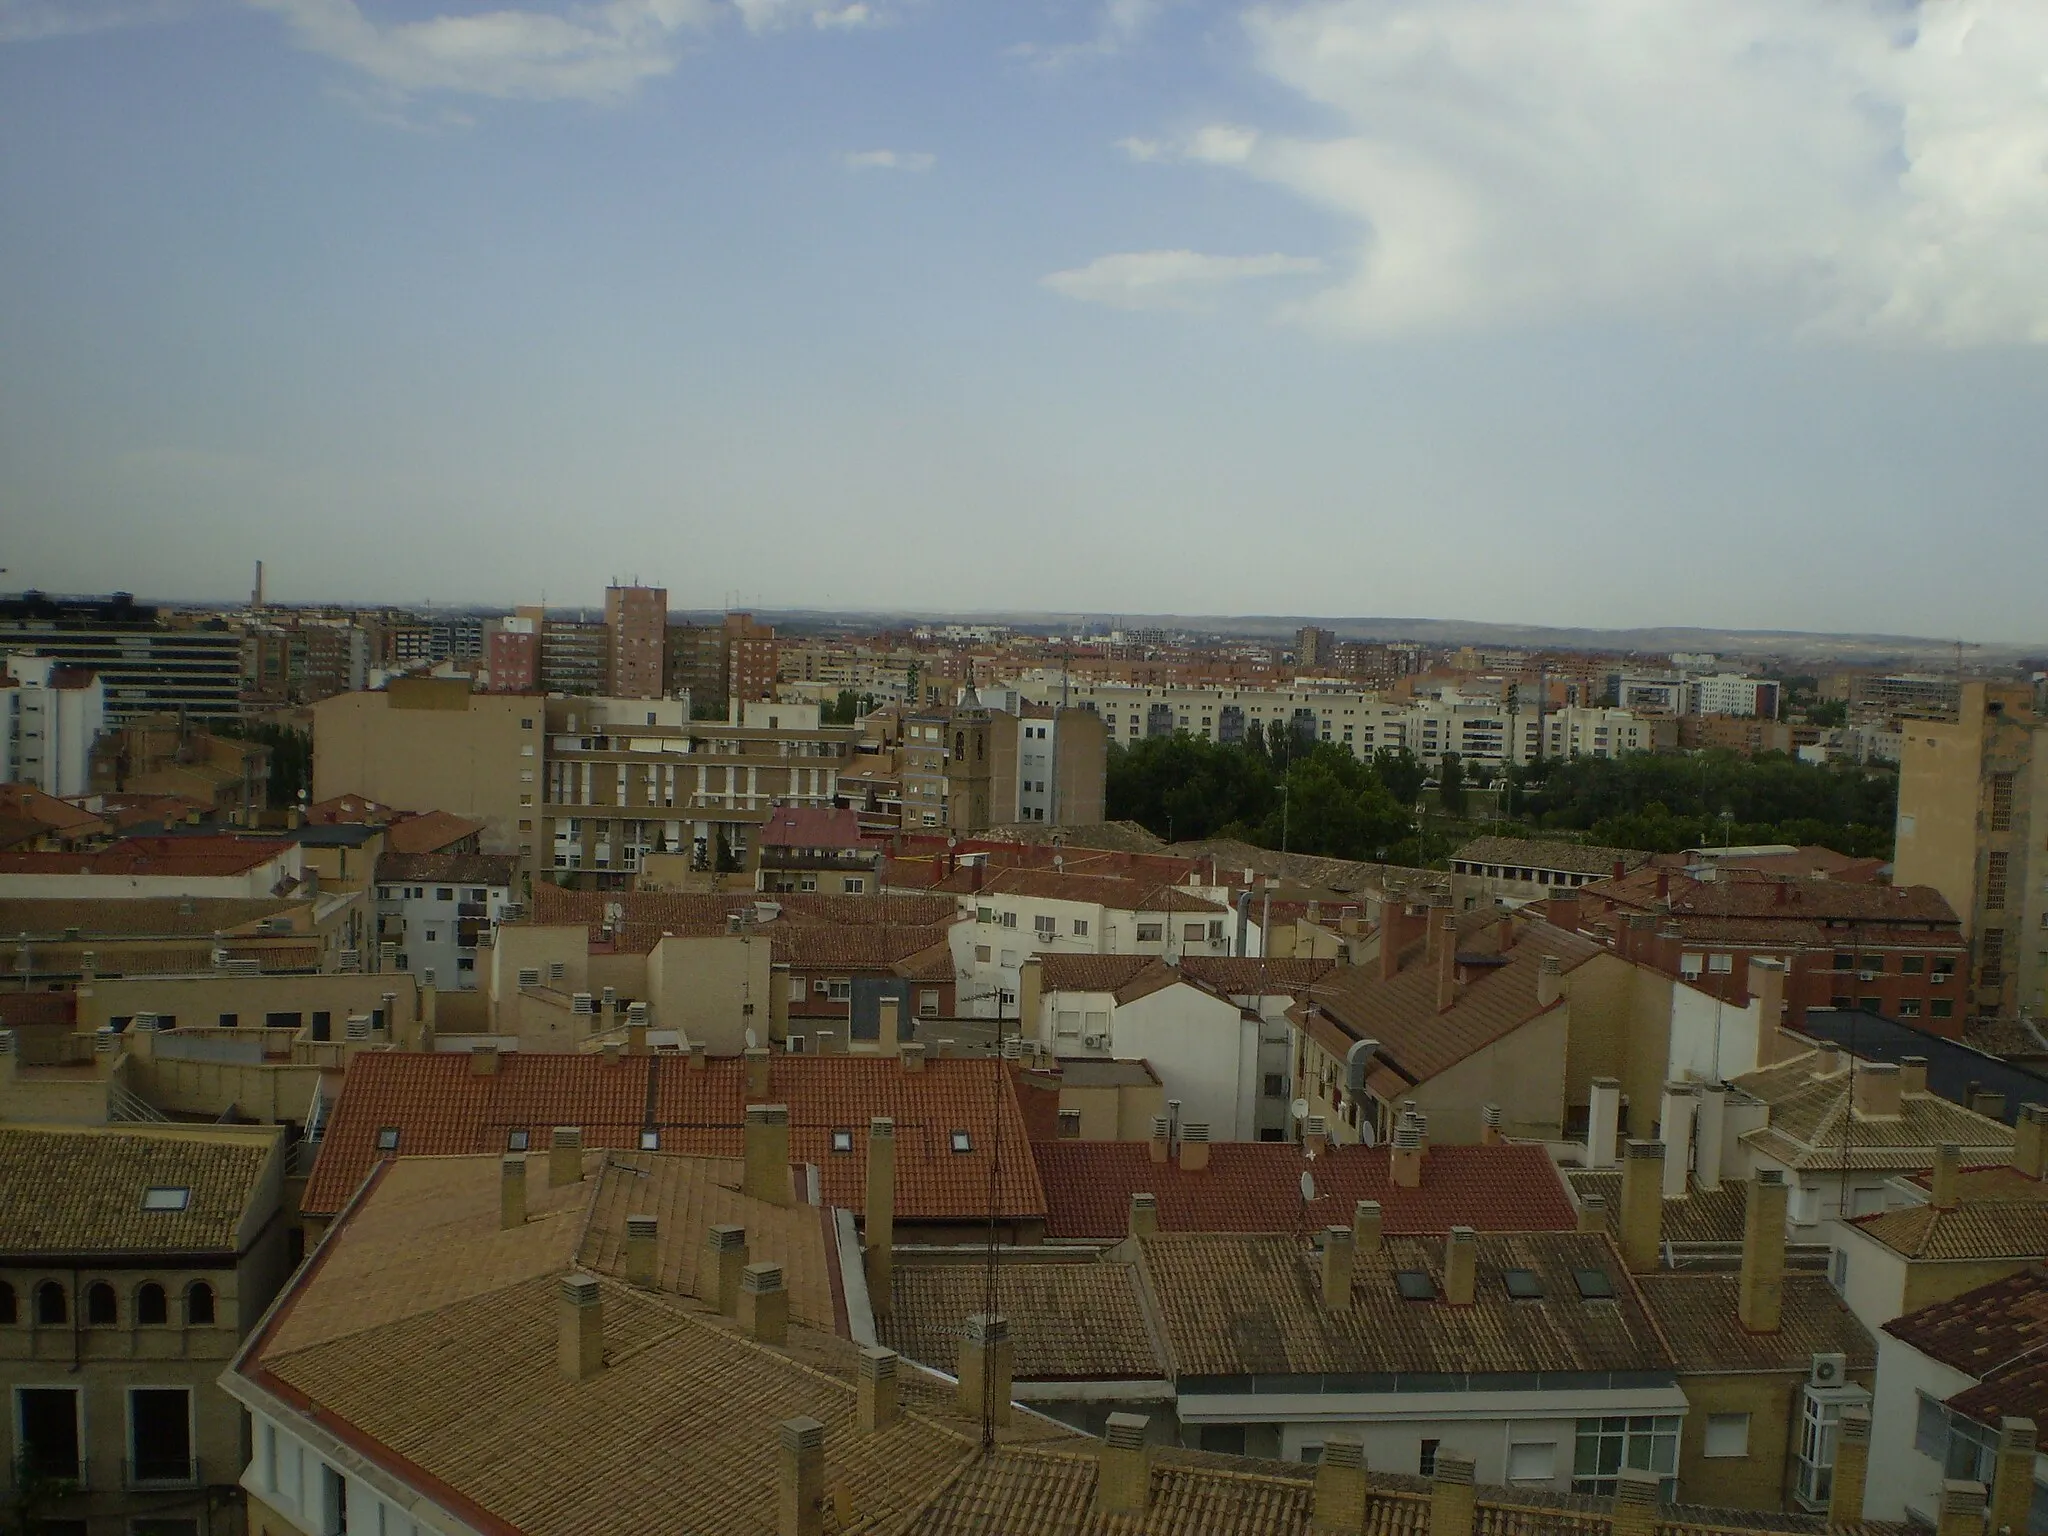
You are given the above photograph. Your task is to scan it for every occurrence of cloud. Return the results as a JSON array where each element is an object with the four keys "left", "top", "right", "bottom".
[
  {"left": 1162, "top": 0, "right": 2048, "bottom": 345},
  {"left": 1018, "top": 0, "right": 1175, "bottom": 65},
  {"left": 841, "top": 148, "right": 935, "bottom": 171},
  {"left": 0, "top": 0, "right": 187, "bottom": 42},
  {"left": 732, "top": 0, "right": 878, "bottom": 32},
  {"left": 1042, "top": 249, "right": 1325, "bottom": 311}
]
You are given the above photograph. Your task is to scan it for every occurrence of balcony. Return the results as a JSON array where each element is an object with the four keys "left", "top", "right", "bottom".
[
  {"left": 6, "top": 1453, "right": 92, "bottom": 1492},
  {"left": 124, "top": 1455, "right": 202, "bottom": 1490}
]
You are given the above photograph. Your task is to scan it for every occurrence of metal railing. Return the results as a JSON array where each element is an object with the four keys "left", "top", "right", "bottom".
[
  {"left": 107, "top": 1081, "right": 171, "bottom": 1123},
  {"left": 6, "top": 1453, "right": 92, "bottom": 1492}
]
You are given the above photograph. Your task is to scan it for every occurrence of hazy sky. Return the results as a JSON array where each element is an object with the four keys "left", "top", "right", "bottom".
[{"left": 4, "top": 0, "right": 2046, "bottom": 640}]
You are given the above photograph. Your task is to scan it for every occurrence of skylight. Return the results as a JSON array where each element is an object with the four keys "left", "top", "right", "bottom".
[
  {"left": 507, "top": 1129, "right": 529, "bottom": 1151},
  {"left": 831, "top": 1130, "right": 854, "bottom": 1154},
  {"left": 1574, "top": 1268, "right": 1616, "bottom": 1300},
  {"left": 375, "top": 1127, "right": 400, "bottom": 1151},
  {"left": 1394, "top": 1270, "right": 1436, "bottom": 1301},
  {"left": 639, "top": 1130, "right": 660, "bottom": 1150},
  {"left": 141, "top": 1187, "right": 190, "bottom": 1212},
  {"left": 1503, "top": 1269, "right": 1544, "bottom": 1299},
  {"left": 949, "top": 1131, "right": 973, "bottom": 1154}
]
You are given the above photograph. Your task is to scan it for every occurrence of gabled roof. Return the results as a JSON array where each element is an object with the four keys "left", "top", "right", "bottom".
[
  {"left": 0, "top": 1123, "right": 279, "bottom": 1256},
  {"left": 1733, "top": 1050, "right": 2015, "bottom": 1171},
  {"left": 383, "top": 809, "right": 487, "bottom": 854},
  {"left": 879, "top": 1258, "right": 1162, "bottom": 1382},
  {"left": 378, "top": 852, "right": 518, "bottom": 887},
  {"left": 1635, "top": 1273, "right": 1874, "bottom": 1374},
  {"left": 759, "top": 804, "right": 876, "bottom": 851},
  {"left": 0, "top": 784, "right": 105, "bottom": 837},
  {"left": 1586, "top": 866, "right": 1959, "bottom": 927},
  {"left": 1453, "top": 837, "right": 1651, "bottom": 878},
  {"left": 0, "top": 895, "right": 309, "bottom": 940},
  {"left": 1564, "top": 1171, "right": 1749, "bottom": 1246},
  {"left": 0, "top": 835, "right": 291, "bottom": 878},
  {"left": 303, "top": 1051, "right": 1046, "bottom": 1225},
  {"left": 925, "top": 865, "right": 1224, "bottom": 914},
  {"left": 529, "top": 884, "right": 958, "bottom": 953},
  {"left": 1037, "top": 953, "right": 1153, "bottom": 994},
  {"left": 1181, "top": 957, "right": 1336, "bottom": 997},
  {"left": 1885, "top": 1267, "right": 2048, "bottom": 1429},
  {"left": 1849, "top": 1200, "right": 2048, "bottom": 1262},
  {"left": 1032, "top": 1141, "right": 1575, "bottom": 1241}
]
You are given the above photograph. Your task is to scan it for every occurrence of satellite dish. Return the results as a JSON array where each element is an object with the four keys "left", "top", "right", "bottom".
[
  {"left": 1299, "top": 1170, "right": 1316, "bottom": 1205},
  {"left": 1358, "top": 1120, "right": 1377, "bottom": 1148},
  {"left": 1290, "top": 1098, "right": 1310, "bottom": 1124},
  {"left": 744, "top": 1027, "right": 758, "bottom": 1050}
]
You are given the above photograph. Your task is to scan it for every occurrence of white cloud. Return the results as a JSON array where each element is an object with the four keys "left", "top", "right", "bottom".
[
  {"left": 841, "top": 148, "right": 935, "bottom": 171},
  {"left": 732, "top": 0, "right": 878, "bottom": 32},
  {"left": 1117, "top": 136, "right": 1166, "bottom": 162},
  {"left": 1169, "top": 0, "right": 2048, "bottom": 345},
  {"left": 0, "top": 0, "right": 186, "bottom": 42},
  {"left": 1042, "top": 249, "right": 1325, "bottom": 311},
  {"left": 1019, "top": 0, "right": 1175, "bottom": 65}
]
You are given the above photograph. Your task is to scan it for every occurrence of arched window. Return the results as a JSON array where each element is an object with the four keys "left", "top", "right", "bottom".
[
  {"left": 0, "top": 1280, "right": 15, "bottom": 1324},
  {"left": 35, "top": 1280, "right": 67, "bottom": 1325},
  {"left": 186, "top": 1282, "right": 215, "bottom": 1326},
  {"left": 86, "top": 1281, "right": 117, "bottom": 1326},
  {"left": 955, "top": 731, "right": 965, "bottom": 758},
  {"left": 137, "top": 1282, "right": 168, "bottom": 1326}
]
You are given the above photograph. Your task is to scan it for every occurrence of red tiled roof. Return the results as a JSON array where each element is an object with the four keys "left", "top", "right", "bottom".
[
  {"left": 304, "top": 794, "right": 395, "bottom": 825},
  {"left": 1181, "top": 957, "right": 1336, "bottom": 996},
  {"left": 1031, "top": 1139, "right": 1575, "bottom": 1240},
  {"left": 376, "top": 853, "right": 519, "bottom": 887},
  {"left": 1586, "top": 866, "right": 1958, "bottom": 926},
  {"left": 760, "top": 805, "right": 876, "bottom": 852},
  {"left": 0, "top": 786, "right": 105, "bottom": 837},
  {"left": 530, "top": 884, "right": 956, "bottom": 946},
  {"left": 920, "top": 865, "right": 1222, "bottom": 914},
  {"left": 772, "top": 925, "right": 955, "bottom": 970},
  {"left": 0, "top": 836, "right": 291, "bottom": 878},
  {"left": 1037, "top": 954, "right": 1154, "bottom": 994},
  {"left": 1885, "top": 1267, "right": 2048, "bottom": 1428},
  {"left": 304, "top": 1051, "right": 1046, "bottom": 1224},
  {"left": 383, "top": 811, "right": 486, "bottom": 855}
]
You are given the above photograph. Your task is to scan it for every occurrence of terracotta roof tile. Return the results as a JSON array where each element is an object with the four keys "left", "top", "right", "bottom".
[
  {"left": 1033, "top": 1141, "right": 1575, "bottom": 1241},
  {"left": 383, "top": 810, "right": 487, "bottom": 854},
  {"left": 1884, "top": 1267, "right": 2048, "bottom": 1428},
  {"left": 0, "top": 1124, "right": 280, "bottom": 1255},
  {"left": 877, "top": 1258, "right": 1163, "bottom": 1380},
  {"left": 1635, "top": 1273, "right": 1874, "bottom": 1373},
  {"left": 1564, "top": 1172, "right": 1749, "bottom": 1247},
  {"left": 1587, "top": 866, "right": 1959, "bottom": 927},
  {"left": 1453, "top": 838, "right": 1652, "bottom": 878},
  {"left": 1733, "top": 1054, "right": 2014, "bottom": 1171},
  {"left": 0, "top": 835, "right": 291, "bottom": 878},
  {"left": 377, "top": 852, "right": 518, "bottom": 886},
  {"left": 1850, "top": 1200, "right": 2048, "bottom": 1261},
  {"left": 1182, "top": 957, "right": 1338, "bottom": 996},
  {"left": 1038, "top": 953, "right": 1156, "bottom": 993}
]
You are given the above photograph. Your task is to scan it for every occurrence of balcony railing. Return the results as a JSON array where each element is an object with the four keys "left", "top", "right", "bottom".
[
  {"left": 124, "top": 1455, "right": 202, "bottom": 1490},
  {"left": 7, "top": 1453, "right": 92, "bottom": 1492}
]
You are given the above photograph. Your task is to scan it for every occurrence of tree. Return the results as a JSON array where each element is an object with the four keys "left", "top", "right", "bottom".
[
  {"left": 1371, "top": 747, "right": 1427, "bottom": 807},
  {"left": 1438, "top": 752, "right": 1467, "bottom": 816},
  {"left": 714, "top": 832, "right": 742, "bottom": 873}
]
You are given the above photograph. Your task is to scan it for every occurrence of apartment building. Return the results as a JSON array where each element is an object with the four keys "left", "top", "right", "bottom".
[
  {"left": 484, "top": 615, "right": 539, "bottom": 692},
  {"left": 0, "top": 592, "right": 243, "bottom": 726},
  {"left": 374, "top": 851, "right": 519, "bottom": 989},
  {"left": 725, "top": 611, "right": 779, "bottom": 703},
  {"left": 756, "top": 805, "right": 882, "bottom": 896},
  {"left": 89, "top": 718, "right": 270, "bottom": 817},
  {"left": 1, "top": 653, "right": 105, "bottom": 796},
  {"left": 603, "top": 583, "right": 666, "bottom": 698},
  {"left": 989, "top": 706, "right": 1107, "bottom": 826},
  {"left": 663, "top": 620, "right": 728, "bottom": 713},
  {"left": 1894, "top": 681, "right": 2048, "bottom": 1020},
  {"left": 1451, "top": 836, "right": 1652, "bottom": 905},
  {"left": 0, "top": 1121, "right": 291, "bottom": 1536}
]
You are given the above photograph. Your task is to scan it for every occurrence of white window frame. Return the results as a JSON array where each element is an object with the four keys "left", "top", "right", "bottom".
[
  {"left": 1704, "top": 1412, "right": 1751, "bottom": 1459},
  {"left": 126, "top": 1383, "right": 198, "bottom": 1487}
]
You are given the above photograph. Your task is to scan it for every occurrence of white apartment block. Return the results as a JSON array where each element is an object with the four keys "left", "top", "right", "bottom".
[{"left": 2, "top": 652, "right": 107, "bottom": 797}]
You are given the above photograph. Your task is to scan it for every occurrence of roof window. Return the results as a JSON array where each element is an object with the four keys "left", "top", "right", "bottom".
[
  {"left": 1503, "top": 1269, "right": 1544, "bottom": 1300},
  {"left": 141, "top": 1187, "right": 191, "bottom": 1212},
  {"left": 375, "top": 1127, "right": 400, "bottom": 1151},
  {"left": 639, "top": 1130, "right": 660, "bottom": 1150},
  {"left": 1573, "top": 1268, "right": 1616, "bottom": 1300},
  {"left": 949, "top": 1131, "right": 973, "bottom": 1154},
  {"left": 507, "top": 1129, "right": 530, "bottom": 1151},
  {"left": 1394, "top": 1271, "right": 1436, "bottom": 1301},
  {"left": 831, "top": 1130, "right": 854, "bottom": 1154}
]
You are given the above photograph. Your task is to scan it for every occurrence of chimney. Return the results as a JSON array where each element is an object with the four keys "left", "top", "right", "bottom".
[
  {"left": 1149, "top": 1116, "right": 1170, "bottom": 1164},
  {"left": 1497, "top": 912, "right": 1516, "bottom": 954},
  {"left": 1129, "top": 1192, "right": 1158, "bottom": 1239},
  {"left": 1577, "top": 1194, "right": 1608, "bottom": 1234},
  {"left": 1587, "top": 1078, "right": 1621, "bottom": 1169},
  {"left": 778, "top": 1417, "right": 825, "bottom": 1536},
  {"left": 627, "top": 1022, "right": 649, "bottom": 1056},
  {"left": 689, "top": 1041, "right": 707, "bottom": 1071},
  {"left": 1989, "top": 1418, "right": 2038, "bottom": 1536},
  {"left": 1481, "top": 1103, "right": 1503, "bottom": 1146},
  {"left": 1749, "top": 957, "right": 1789, "bottom": 1064},
  {"left": 1435, "top": 914, "right": 1459, "bottom": 1012},
  {"left": 601, "top": 1041, "right": 623, "bottom": 1067},
  {"left": 1938, "top": 1480, "right": 1987, "bottom": 1536},
  {"left": 1854, "top": 1061, "right": 1904, "bottom": 1120},
  {"left": 471, "top": 1044, "right": 500, "bottom": 1076},
  {"left": 745, "top": 1045, "right": 772, "bottom": 1100},
  {"left": 704, "top": 1225, "right": 748, "bottom": 1316},
  {"left": 1659, "top": 1084, "right": 1698, "bottom": 1199},
  {"left": 1179, "top": 1123, "right": 1210, "bottom": 1172},
  {"left": 1443, "top": 1227, "right": 1477, "bottom": 1306},
  {"left": 744, "top": 1105, "right": 793, "bottom": 1206},
  {"left": 1611, "top": 1468, "right": 1663, "bottom": 1536},
  {"left": 1931, "top": 1143, "right": 1961, "bottom": 1212},
  {"left": 1321, "top": 1225, "right": 1356, "bottom": 1308},
  {"left": 1973, "top": 1089, "right": 2007, "bottom": 1122},
  {"left": 878, "top": 995, "right": 901, "bottom": 1049},
  {"left": 1901, "top": 1055, "right": 1930, "bottom": 1095},
  {"left": 1831, "top": 1405, "right": 1872, "bottom": 1526},
  {"left": 1548, "top": 892, "right": 1581, "bottom": 933},
  {"left": 500, "top": 1153, "right": 526, "bottom": 1230},
  {"left": 857, "top": 1346, "right": 900, "bottom": 1432},
  {"left": 1738, "top": 1170, "right": 1789, "bottom": 1333},
  {"left": 1619, "top": 1140, "right": 1665, "bottom": 1274},
  {"left": 1694, "top": 1084, "right": 1727, "bottom": 1192},
  {"left": 957, "top": 1314, "right": 1013, "bottom": 1426},
  {"left": 1095, "top": 1413, "right": 1152, "bottom": 1516},
  {"left": 865, "top": 1118, "right": 895, "bottom": 1316},
  {"left": 1536, "top": 955, "right": 1563, "bottom": 1009},
  {"left": 899, "top": 1041, "right": 926, "bottom": 1074},
  {"left": 1431, "top": 1451, "right": 1477, "bottom": 1536},
  {"left": 2015, "top": 1104, "right": 2048, "bottom": 1180},
  {"left": 740, "top": 1262, "right": 788, "bottom": 1344},
  {"left": 557, "top": 1273, "right": 604, "bottom": 1381},
  {"left": 550, "top": 1125, "right": 583, "bottom": 1187},
  {"left": 625, "top": 1214, "right": 658, "bottom": 1287},
  {"left": 1353, "top": 1199, "right": 1382, "bottom": 1254},
  {"left": 1312, "top": 1439, "right": 1368, "bottom": 1534},
  {"left": 1392, "top": 1116, "right": 1421, "bottom": 1189}
]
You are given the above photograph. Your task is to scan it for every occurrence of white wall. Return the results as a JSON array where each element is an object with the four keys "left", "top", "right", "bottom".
[
  {"left": 1105, "top": 983, "right": 1258, "bottom": 1140},
  {"left": 1829, "top": 1221, "right": 1910, "bottom": 1333},
  {"left": 1866, "top": 1334, "right": 1979, "bottom": 1521},
  {"left": 3, "top": 652, "right": 107, "bottom": 797},
  {"left": 1667, "top": 985, "right": 1762, "bottom": 1082}
]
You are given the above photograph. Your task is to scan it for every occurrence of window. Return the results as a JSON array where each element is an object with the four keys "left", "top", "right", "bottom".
[
  {"left": 218, "top": 1012, "right": 239, "bottom": 1027},
  {"left": 143, "top": 1186, "right": 191, "bottom": 1211},
  {"left": 1705, "top": 1413, "right": 1751, "bottom": 1458},
  {"left": 87, "top": 1281, "right": 117, "bottom": 1325},
  {"left": 1136, "top": 923, "right": 1163, "bottom": 943},
  {"left": 1914, "top": 1391, "right": 1948, "bottom": 1460},
  {"left": 1508, "top": 1442, "right": 1557, "bottom": 1485},
  {"left": 1832, "top": 952, "right": 1854, "bottom": 971},
  {"left": 831, "top": 1130, "right": 854, "bottom": 1154},
  {"left": 1933, "top": 957, "right": 1956, "bottom": 980},
  {"left": 186, "top": 1283, "right": 215, "bottom": 1326},
  {"left": 129, "top": 1386, "right": 194, "bottom": 1485},
  {"left": 1572, "top": 1416, "right": 1680, "bottom": 1498},
  {"left": 1073, "top": 919, "right": 1089, "bottom": 937},
  {"left": 15, "top": 1385, "right": 83, "bottom": 1480},
  {"left": 1419, "top": 1439, "right": 1441, "bottom": 1477},
  {"left": 949, "top": 1131, "right": 973, "bottom": 1154},
  {"left": 137, "top": 1282, "right": 168, "bottom": 1325},
  {"left": 36, "top": 1280, "right": 67, "bottom": 1324},
  {"left": 375, "top": 1127, "right": 400, "bottom": 1151},
  {"left": 1991, "top": 772, "right": 2015, "bottom": 831},
  {"left": 919, "top": 990, "right": 940, "bottom": 1018},
  {"left": 1708, "top": 954, "right": 1733, "bottom": 974},
  {"left": 1573, "top": 1269, "right": 1616, "bottom": 1299},
  {"left": 1797, "top": 1388, "right": 1875, "bottom": 1507},
  {"left": 1987, "top": 852, "right": 2010, "bottom": 910},
  {"left": 1830, "top": 1249, "right": 1849, "bottom": 1291},
  {"left": 1931, "top": 999, "right": 1955, "bottom": 1019},
  {"left": 827, "top": 979, "right": 851, "bottom": 1002},
  {"left": 438, "top": 887, "right": 455, "bottom": 901},
  {"left": 1985, "top": 928, "right": 2007, "bottom": 983},
  {"left": 1057, "top": 1110, "right": 1082, "bottom": 1139},
  {"left": 1394, "top": 1271, "right": 1436, "bottom": 1300},
  {"left": 974, "top": 945, "right": 992, "bottom": 963},
  {"left": 843, "top": 877, "right": 865, "bottom": 894},
  {"left": 1503, "top": 1269, "right": 1544, "bottom": 1299},
  {"left": 1903, "top": 955, "right": 1926, "bottom": 974},
  {"left": 1263, "top": 1073, "right": 1287, "bottom": 1098},
  {"left": 639, "top": 1130, "right": 660, "bottom": 1150},
  {"left": 1899, "top": 999, "right": 1923, "bottom": 1017},
  {"left": 0, "top": 1280, "right": 13, "bottom": 1324},
  {"left": 1034, "top": 915, "right": 1057, "bottom": 938}
]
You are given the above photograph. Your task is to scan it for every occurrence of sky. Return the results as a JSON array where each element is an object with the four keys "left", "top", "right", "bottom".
[{"left": 2, "top": 0, "right": 2047, "bottom": 640}]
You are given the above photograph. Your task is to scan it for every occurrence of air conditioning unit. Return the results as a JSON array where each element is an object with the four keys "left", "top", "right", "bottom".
[
  {"left": 1809, "top": 1352, "right": 1847, "bottom": 1388},
  {"left": 1083, "top": 1033, "right": 1109, "bottom": 1051}
]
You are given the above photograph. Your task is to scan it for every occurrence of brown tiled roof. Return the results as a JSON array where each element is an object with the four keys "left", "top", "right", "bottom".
[
  {"left": 891, "top": 937, "right": 959, "bottom": 983},
  {"left": 0, "top": 895, "right": 306, "bottom": 940},
  {"left": 771, "top": 923, "right": 955, "bottom": 970},
  {"left": 1586, "top": 866, "right": 1959, "bottom": 927},
  {"left": 1885, "top": 1267, "right": 2048, "bottom": 1428},
  {"left": 878, "top": 1258, "right": 1163, "bottom": 1381},
  {"left": 1139, "top": 1230, "right": 1671, "bottom": 1378},
  {"left": 761, "top": 804, "right": 876, "bottom": 850},
  {"left": 927, "top": 865, "right": 1222, "bottom": 913},
  {"left": 1301, "top": 916, "right": 1602, "bottom": 1093},
  {"left": 303, "top": 1051, "right": 1046, "bottom": 1224},
  {"left": 0, "top": 1124, "right": 279, "bottom": 1255},
  {"left": 1564, "top": 1172, "right": 1749, "bottom": 1246},
  {"left": 0, "top": 991, "right": 79, "bottom": 1029},
  {"left": 1182, "top": 957, "right": 1338, "bottom": 996},
  {"left": 1849, "top": 1201, "right": 2048, "bottom": 1261},
  {"left": 377, "top": 851, "right": 518, "bottom": 886},
  {"left": 529, "top": 883, "right": 957, "bottom": 948},
  {"left": 1734, "top": 1054, "right": 2014, "bottom": 1171},
  {"left": 0, "top": 813, "right": 46, "bottom": 850},
  {"left": 0, "top": 835, "right": 290, "bottom": 877},
  {"left": 1635, "top": 1273, "right": 1874, "bottom": 1373},
  {"left": 1454, "top": 837, "right": 1652, "bottom": 877},
  {"left": 383, "top": 810, "right": 487, "bottom": 854},
  {"left": 1907, "top": 1166, "right": 2048, "bottom": 1204},
  {"left": 1038, "top": 953, "right": 1155, "bottom": 993},
  {"left": 1034, "top": 1141, "right": 1575, "bottom": 1241},
  {"left": 0, "top": 784, "right": 106, "bottom": 836}
]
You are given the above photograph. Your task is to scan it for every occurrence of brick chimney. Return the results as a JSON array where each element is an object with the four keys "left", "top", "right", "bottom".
[
  {"left": 1831, "top": 1405, "right": 1871, "bottom": 1525},
  {"left": 470, "top": 1044, "right": 500, "bottom": 1076},
  {"left": 1901, "top": 1056, "right": 1929, "bottom": 1094},
  {"left": 1148, "top": 1116, "right": 1170, "bottom": 1164},
  {"left": 899, "top": 1041, "right": 926, "bottom": 1074},
  {"left": 1989, "top": 1417, "right": 2037, "bottom": 1536},
  {"left": 1931, "top": 1143, "right": 1961, "bottom": 1211},
  {"left": 957, "top": 1314, "right": 1013, "bottom": 1426},
  {"left": 1738, "top": 1170, "right": 1788, "bottom": 1333},
  {"left": 739, "top": 1262, "right": 788, "bottom": 1344},
  {"left": 625, "top": 1214, "right": 658, "bottom": 1287},
  {"left": 2015, "top": 1104, "right": 2048, "bottom": 1179},
  {"left": 1577, "top": 1194, "right": 1608, "bottom": 1235},
  {"left": 1095, "top": 1413, "right": 1152, "bottom": 1516},
  {"left": 1179, "top": 1123, "right": 1210, "bottom": 1172},
  {"left": 601, "top": 1041, "right": 623, "bottom": 1068},
  {"left": 500, "top": 1153, "right": 526, "bottom": 1230},
  {"left": 627, "top": 1021, "right": 649, "bottom": 1056},
  {"left": 1431, "top": 1451, "right": 1476, "bottom": 1536},
  {"left": 704, "top": 1224, "right": 749, "bottom": 1315},
  {"left": 1321, "top": 1225, "right": 1355, "bottom": 1308},
  {"left": 1435, "top": 915, "right": 1459, "bottom": 1012},
  {"left": 1611, "top": 1468, "right": 1662, "bottom": 1536},
  {"left": 1619, "top": 1140, "right": 1665, "bottom": 1274},
  {"left": 1748, "top": 957, "right": 1789, "bottom": 1063},
  {"left": 778, "top": 1417, "right": 825, "bottom": 1536},
  {"left": 550, "top": 1126, "right": 583, "bottom": 1188},
  {"left": 1659, "top": 1084, "right": 1697, "bottom": 1200},
  {"left": 1496, "top": 913, "right": 1516, "bottom": 954},
  {"left": 1587, "top": 1078, "right": 1621, "bottom": 1169},
  {"left": 1853, "top": 1061, "right": 1904, "bottom": 1120},
  {"left": 1937, "top": 1479, "right": 1987, "bottom": 1536},
  {"left": 1443, "top": 1227, "right": 1477, "bottom": 1306},
  {"left": 745, "top": 1045, "right": 772, "bottom": 1100},
  {"left": 1536, "top": 955, "right": 1563, "bottom": 1009},
  {"left": 744, "top": 1105, "right": 793, "bottom": 1206},
  {"left": 1480, "top": 1103, "right": 1503, "bottom": 1146},
  {"left": 1353, "top": 1199, "right": 1382, "bottom": 1254},
  {"left": 1392, "top": 1116, "right": 1422, "bottom": 1189},
  {"left": 688, "top": 1041, "right": 707, "bottom": 1071},
  {"left": 857, "top": 1346, "right": 900, "bottom": 1432},
  {"left": 1129, "top": 1192, "right": 1158, "bottom": 1238},
  {"left": 1547, "top": 892, "right": 1581, "bottom": 933},
  {"left": 1312, "top": 1438, "right": 1368, "bottom": 1533},
  {"left": 557, "top": 1273, "right": 604, "bottom": 1381},
  {"left": 865, "top": 1117, "right": 895, "bottom": 1316}
]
